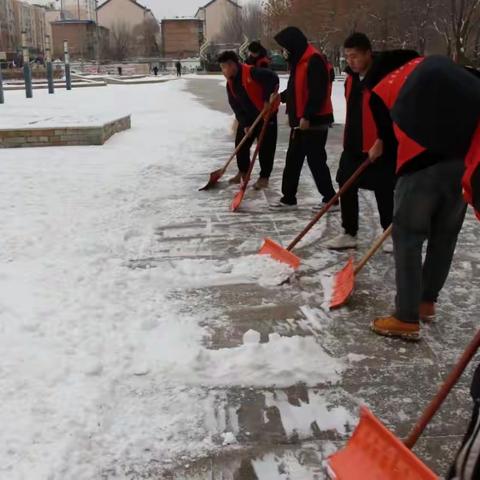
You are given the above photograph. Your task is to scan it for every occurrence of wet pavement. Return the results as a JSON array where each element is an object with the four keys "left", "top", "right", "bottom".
[{"left": 134, "top": 77, "right": 480, "bottom": 479}]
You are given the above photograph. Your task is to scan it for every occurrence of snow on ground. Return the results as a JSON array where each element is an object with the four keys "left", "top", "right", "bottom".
[{"left": 0, "top": 80, "right": 349, "bottom": 479}]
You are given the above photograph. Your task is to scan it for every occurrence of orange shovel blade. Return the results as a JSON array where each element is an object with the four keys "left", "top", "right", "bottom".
[
  {"left": 199, "top": 168, "right": 223, "bottom": 191},
  {"left": 259, "top": 238, "right": 301, "bottom": 269},
  {"left": 327, "top": 407, "right": 437, "bottom": 480},
  {"left": 330, "top": 257, "right": 355, "bottom": 310},
  {"left": 231, "top": 189, "right": 245, "bottom": 212}
]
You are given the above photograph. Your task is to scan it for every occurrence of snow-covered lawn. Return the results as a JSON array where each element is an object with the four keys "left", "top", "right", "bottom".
[{"left": 0, "top": 81, "right": 349, "bottom": 479}]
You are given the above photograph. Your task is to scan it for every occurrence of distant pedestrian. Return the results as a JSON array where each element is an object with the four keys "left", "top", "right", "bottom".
[
  {"left": 176, "top": 61, "right": 182, "bottom": 77},
  {"left": 117, "top": 66, "right": 122, "bottom": 76},
  {"left": 153, "top": 66, "right": 159, "bottom": 76}
]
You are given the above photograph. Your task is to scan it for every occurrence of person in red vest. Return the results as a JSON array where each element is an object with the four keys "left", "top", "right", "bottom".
[
  {"left": 326, "top": 32, "right": 418, "bottom": 251},
  {"left": 245, "top": 41, "right": 271, "bottom": 69},
  {"left": 369, "top": 55, "right": 480, "bottom": 340},
  {"left": 269, "top": 26, "right": 338, "bottom": 210},
  {"left": 218, "top": 51, "right": 280, "bottom": 190}
]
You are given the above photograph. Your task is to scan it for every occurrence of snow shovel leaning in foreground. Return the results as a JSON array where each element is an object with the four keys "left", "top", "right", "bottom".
[
  {"left": 329, "top": 225, "right": 393, "bottom": 309},
  {"left": 231, "top": 94, "right": 279, "bottom": 212},
  {"left": 259, "top": 157, "right": 375, "bottom": 269},
  {"left": 199, "top": 107, "right": 268, "bottom": 191},
  {"left": 326, "top": 328, "right": 480, "bottom": 479}
]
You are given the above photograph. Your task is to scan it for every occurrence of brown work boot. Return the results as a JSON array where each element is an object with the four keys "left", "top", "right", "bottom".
[
  {"left": 253, "top": 177, "right": 269, "bottom": 190},
  {"left": 371, "top": 315, "right": 420, "bottom": 341},
  {"left": 419, "top": 301, "right": 436, "bottom": 323},
  {"left": 228, "top": 171, "right": 243, "bottom": 184}
]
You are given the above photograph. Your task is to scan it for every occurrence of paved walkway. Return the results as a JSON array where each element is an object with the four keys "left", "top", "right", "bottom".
[{"left": 149, "top": 78, "right": 480, "bottom": 479}]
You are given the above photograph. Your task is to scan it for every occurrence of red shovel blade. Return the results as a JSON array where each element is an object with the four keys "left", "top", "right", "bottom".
[
  {"left": 327, "top": 407, "right": 437, "bottom": 480},
  {"left": 330, "top": 257, "right": 355, "bottom": 310},
  {"left": 199, "top": 169, "right": 223, "bottom": 191},
  {"left": 259, "top": 238, "right": 301, "bottom": 269}
]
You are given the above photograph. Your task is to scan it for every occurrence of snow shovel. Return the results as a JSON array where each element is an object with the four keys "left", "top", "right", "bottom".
[
  {"left": 259, "top": 157, "right": 374, "bottom": 269},
  {"left": 231, "top": 95, "right": 279, "bottom": 212},
  {"left": 199, "top": 107, "right": 268, "bottom": 191},
  {"left": 330, "top": 225, "right": 392, "bottom": 309},
  {"left": 327, "top": 328, "right": 480, "bottom": 479}
]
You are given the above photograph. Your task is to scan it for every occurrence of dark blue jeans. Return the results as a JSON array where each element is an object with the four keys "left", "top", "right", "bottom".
[{"left": 393, "top": 160, "right": 467, "bottom": 323}]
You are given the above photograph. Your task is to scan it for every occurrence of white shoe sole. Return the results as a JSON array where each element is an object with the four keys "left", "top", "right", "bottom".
[
  {"left": 326, "top": 242, "right": 357, "bottom": 250},
  {"left": 269, "top": 204, "right": 298, "bottom": 211},
  {"left": 311, "top": 204, "right": 340, "bottom": 213}
]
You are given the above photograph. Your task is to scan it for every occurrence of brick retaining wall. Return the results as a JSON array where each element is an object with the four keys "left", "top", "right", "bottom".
[{"left": 0, "top": 115, "right": 131, "bottom": 148}]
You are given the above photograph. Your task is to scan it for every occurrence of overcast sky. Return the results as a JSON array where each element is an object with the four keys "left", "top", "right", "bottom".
[{"left": 141, "top": 0, "right": 253, "bottom": 19}]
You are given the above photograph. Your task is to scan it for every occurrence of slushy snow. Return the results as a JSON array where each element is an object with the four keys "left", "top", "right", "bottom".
[{"left": 0, "top": 78, "right": 350, "bottom": 479}]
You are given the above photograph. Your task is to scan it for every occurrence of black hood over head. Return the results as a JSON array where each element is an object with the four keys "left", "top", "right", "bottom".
[
  {"left": 274, "top": 27, "right": 308, "bottom": 63},
  {"left": 392, "top": 55, "right": 480, "bottom": 158},
  {"left": 364, "top": 49, "right": 420, "bottom": 89}
]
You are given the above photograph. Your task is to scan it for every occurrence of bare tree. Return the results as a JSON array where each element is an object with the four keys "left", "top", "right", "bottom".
[
  {"left": 135, "top": 18, "right": 161, "bottom": 57},
  {"left": 243, "top": 1, "right": 265, "bottom": 41},
  {"left": 433, "top": 0, "right": 480, "bottom": 63},
  {"left": 109, "top": 22, "right": 133, "bottom": 61},
  {"left": 217, "top": 8, "right": 244, "bottom": 42},
  {"left": 218, "top": 1, "right": 265, "bottom": 44},
  {"left": 262, "top": 0, "right": 291, "bottom": 45}
]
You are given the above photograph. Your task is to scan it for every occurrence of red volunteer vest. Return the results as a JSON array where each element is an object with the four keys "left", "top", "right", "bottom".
[
  {"left": 345, "top": 74, "right": 377, "bottom": 152},
  {"left": 373, "top": 57, "right": 426, "bottom": 172},
  {"left": 295, "top": 45, "right": 333, "bottom": 120},
  {"left": 463, "top": 122, "right": 480, "bottom": 220},
  {"left": 228, "top": 64, "right": 265, "bottom": 113}
]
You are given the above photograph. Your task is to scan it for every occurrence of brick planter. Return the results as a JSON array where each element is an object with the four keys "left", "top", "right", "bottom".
[{"left": 0, "top": 115, "right": 131, "bottom": 148}]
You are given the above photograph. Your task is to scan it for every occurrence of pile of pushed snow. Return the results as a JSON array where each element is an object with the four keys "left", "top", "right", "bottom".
[{"left": 181, "top": 331, "right": 345, "bottom": 388}]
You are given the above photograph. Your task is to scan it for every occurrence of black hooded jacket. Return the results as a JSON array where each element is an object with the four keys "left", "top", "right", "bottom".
[
  {"left": 274, "top": 27, "right": 332, "bottom": 127},
  {"left": 392, "top": 55, "right": 480, "bottom": 159}
]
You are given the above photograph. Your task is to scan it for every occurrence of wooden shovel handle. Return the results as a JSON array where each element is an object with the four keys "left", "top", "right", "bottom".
[
  {"left": 221, "top": 105, "right": 270, "bottom": 175},
  {"left": 241, "top": 94, "right": 279, "bottom": 189},
  {"left": 287, "top": 158, "right": 373, "bottom": 252},
  {"left": 405, "top": 329, "right": 480, "bottom": 449},
  {"left": 354, "top": 225, "right": 393, "bottom": 275}
]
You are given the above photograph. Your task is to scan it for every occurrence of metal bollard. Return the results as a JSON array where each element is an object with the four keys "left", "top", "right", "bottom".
[
  {"left": 46, "top": 35, "right": 54, "bottom": 94},
  {"left": 22, "top": 31, "right": 33, "bottom": 99},
  {"left": 64, "top": 40, "right": 71, "bottom": 91},
  {"left": 0, "top": 62, "right": 4, "bottom": 104}
]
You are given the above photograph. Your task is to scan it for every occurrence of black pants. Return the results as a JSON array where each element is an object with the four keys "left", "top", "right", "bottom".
[
  {"left": 337, "top": 151, "right": 395, "bottom": 236},
  {"left": 393, "top": 160, "right": 467, "bottom": 323},
  {"left": 340, "top": 184, "right": 393, "bottom": 236},
  {"left": 281, "top": 127, "right": 336, "bottom": 205},
  {"left": 235, "top": 118, "right": 277, "bottom": 179}
]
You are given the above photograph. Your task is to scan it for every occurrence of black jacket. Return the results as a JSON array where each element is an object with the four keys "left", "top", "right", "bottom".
[
  {"left": 372, "top": 55, "right": 480, "bottom": 176},
  {"left": 274, "top": 26, "right": 332, "bottom": 127},
  {"left": 227, "top": 63, "right": 279, "bottom": 128},
  {"left": 344, "top": 50, "right": 419, "bottom": 157},
  {"left": 392, "top": 55, "right": 480, "bottom": 159}
]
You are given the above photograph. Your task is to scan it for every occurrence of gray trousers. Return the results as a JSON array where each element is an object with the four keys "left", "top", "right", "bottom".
[{"left": 393, "top": 160, "right": 467, "bottom": 323}]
